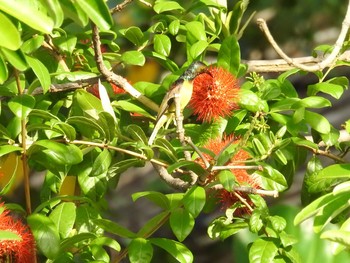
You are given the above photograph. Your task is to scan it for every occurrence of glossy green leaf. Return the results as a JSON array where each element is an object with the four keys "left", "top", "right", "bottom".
[
  {"left": 75, "top": 0, "right": 113, "bottom": 30},
  {"left": 255, "top": 165, "right": 288, "bottom": 191},
  {"left": 183, "top": 186, "right": 206, "bottom": 218},
  {"left": 137, "top": 211, "right": 170, "bottom": 237},
  {"left": 0, "top": 145, "right": 22, "bottom": 157},
  {"left": 292, "top": 96, "right": 331, "bottom": 109},
  {"left": 153, "top": 138, "right": 178, "bottom": 162},
  {"left": 267, "top": 215, "right": 286, "bottom": 233},
  {"left": 249, "top": 210, "right": 264, "bottom": 233},
  {"left": 27, "top": 213, "right": 60, "bottom": 259},
  {"left": 97, "top": 111, "right": 116, "bottom": 142},
  {"left": 0, "top": 230, "right": 21, "bottom": 240},
  {"left": 121, "top": 50, "right": 145, "bottom": 66},
  {"left": 121, "top": 26, "right": 144, "bottom": 46},
  {"left": 169, "top": 19, "right": 180, "bottom": 35},
  {"left": 8, "top": 94, "right": 35, "bottom": 118},
  {"left": 1, "top": 48, "right": 28, "bottom": 71},
  {"left": 170, "top": 207, "right": 194, "bottom": 242},
  {"left": 307, "top": 82, "right": 344, "bottom": 99},
  {"left": 59, "top": 232, "right": 96, "bottom": 251},
  {"left": 249, "top": 238, "right": 279, "bottom": 263},
  {"left": 109, "top": 159, "right": 145, "bottom": 176},
  {"left": 0, "top": 0, "right": 54, "bottom": 33},
  {"left": 52, "top": 35, "right": 77, "bottom": 54},
  {"left": 91, "top": 236, "right": 121, "bottom": 252},
  {"left": 72, "top": 89, "right": 103, "bottom": 119},
  {"left": 218, "top": 35, "right": 240, "bottom": 75},
  {"left": 28, "top": 140, "right": 83, "bottom": 166},
  {"left": 49, "top": 202, "right": 76, "bottom": 238},
  {"left": 321, "top": 230, "right": 350, "bottom": 247},
  {"left": 0, "top": 11, "right": 21, "bottom": 50},
  {"left": 132, "top": 191, "right": 170, "bottom": 210},
  {"left": 78, "top": 170, "right": 107, "bottom": 200},
  {"left": 207, "top": 217, "right": 248, "bottom": 240},
  {"left": 90, "top": 149, "right": 112, "bottom": 176},
  {"left": 154, "top": 34, "right": 171, "bottom": 57},
  {"left": 93, "top": 218, "right": 137, "bottom": 238},
  {"left": 317, "top": 163, "right": 350, "bottom": 179},
  {"left": 60, "top": 0, "right": 89, "bottom": 27},
  {"left": 304, "top": 110, "right": 330, "bottom": 134},
  {"left": 21, "top": 35, "right": 45, "bottom": 54},
  {"left": 153, "top": 1, "right": 184, "bottom": 13},
  {"left": 167, "top": 160, "right": 207, "bottom": 176},
  {"left": 113, "top": 100, "right": 153, "bottom": 118},
  {"left": 186, "top": 21, "right": 206, "bottom": 44},
  {"left": 0, "top": 54, "right": 7, "bottom": 84},
  {"left": 189, "top": 40, "right": 208, "bottom": 59},
  {"left": 26, "top": 55, "right": 51, "bottom": 93},
  {"left": 150, "top": 238, "right": 193, "bottom": 263},
  {"left": 218, "top": 170, "right": 236, "bottom": 191},
  {"left": 129, "top": 238, "right": 153, "bottom": 263},
  {"left": 45, "top": 0, "right": 64, "bottom": 28},
  {"left": 126, "top": 124, "right": 148, "bottom": 144}
]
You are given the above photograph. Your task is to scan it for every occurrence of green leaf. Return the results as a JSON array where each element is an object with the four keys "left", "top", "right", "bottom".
[
  {"left": 1, "top": 48, "right": 28, "bottom": 71},
  {"left": 28, "top": 140, "right": 83, "bottom": 166},
  {"left": 109, "top": 158, "right": 145, "bottom": 176},
  {"left": 72, "top": 89, "right": 103, "bottom": 119},
  {"left": 321, "top": 230, "right": 350, "bottom": 247},
  {"left": 169, "top": 19, "right": 180, "bottom": 35},
  {"left": 189, "top": 40, "right": 208, "bottom": 59},
  {"left": 121, "top": 50, "right": 145, "bottom": 66},
  {"left": 113, "top": 100, "right": 153, "bottom": 118},
  {"left": 52, "top": 35, "right": 77, "bottom": 54},
  {"left": 0, "top": 0, "right": 54, "bottom": 33},
  {"left": 0, "top": 145, "right": 22, "bottom": 157},
  {"left": 292, "top": 96, "right": 331, "bottom": 109},
  {"left": 0, "top": 230, "right": 21, "bottom": 240},
  {"left": 121, "top": 26, "right": 144, "bottom": 46},
  {"left": 186, "top": 21, "right": 206, "bottom": 45},
  {"left": 8, "top": 94, "right": 35, "bottom": 119},
  {"left": 93, "top": 218, "right": 137, "bottom": 238},
  {"left": 183, "top": 186, "right": 206, "bottom": 218},
  {"left": 150, "top": 238, "right": 193, "bottom": 263},
  {"left": 154, "top": 34, "right": 171, "bottom": 57},
  {"left": 27, "top": 213, "right": 60, "bottom": 259},
  {"left": 60, "top": 232, "right": 96, "bottom": 251},
  {"left": 26, "top": 56, "right": 51, "bottom": 93},
  {"left": 21, "top": 35, "right": 45, "bottom": 54},
  {"left": 75, "top": 0, "right": 113, "bottom": 30},
  {"left": 0, "top": 11, "right": 21, "bottom": 50},
  {"left": 91, "top": 236, "right": 121, "bottom": 252},
  {"left": 317, "top": 163, "right": 350, "bottom": 179},
  {"left": 49, "top": 202, "right": 76, "bottom": 238},
  {"left": 307, "top": 82, "right": 344, "bottom": 99},
  {"left": 167, "top": 160, "right": 207, "bottom": 176},
  {"left": 153, "top": 1, "right": 184, "bottom": 13},
  {"left": 126, "top": 124, "right": 148, "bottom": 144},
  {"left": 0, "top": 54, "right": 8, "bottom": 84},
  {"left": 45, "top": 0, "right": 64, "bottom": 28},
  {"left": 254, "top": 165, "right": 288, "bottom": 191},
  {"left": 132, "top": 191, "right": 170, "bottom": 210},
  {"left": 249, "top": 210, "right": 264, "bottom": 233},
  {"left": 129, "top": 238, "right": 153, "bottom": 263},
  {"left": 218, "top": 170, "right": 236, "bottom": 191},
  {"left": 137, "top": 211, "right": 170, "bottom": 237},
  {"left": 207, "top": 217, "right": 248, "bottom": 240},
  {"left": 60, "top": 0, "right": 89, "bottom": 27},
  {"left": 267, "top": 215, "right": 286, "bottom": 233},
  {"left": 249, "top": 238, "right": 279, "bottom": 263},
  {"left": 218, "top": 35, "right": 240, "bottom": 75},
  {"left": 170, "top": 207, "right": 194, "bottom": 242},
  {"left": 90, "top": 149, "right": 112, "bottom": 176},
  {"left": 304, "top": 110, "right": 330, "bottom": 134}
]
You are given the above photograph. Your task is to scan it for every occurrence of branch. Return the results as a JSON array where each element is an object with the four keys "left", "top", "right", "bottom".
[
  {"left": 211, "top": 184, "right": 279, "bottom": 198},
  {"left": 91, "top": 23, "right": 159, "bottom": 112},
  {"left": 256, "top": 0, "right": 350, "bottom": 72}
]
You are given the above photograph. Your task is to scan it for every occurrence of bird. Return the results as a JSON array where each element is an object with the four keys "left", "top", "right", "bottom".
[{"left": 148, "top": 61, "right": 209, "bottom": 145}]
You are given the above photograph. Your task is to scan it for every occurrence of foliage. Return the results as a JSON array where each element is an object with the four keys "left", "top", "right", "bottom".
[{"left": 0, "top": 0, "right": 350, "bottom": 262}]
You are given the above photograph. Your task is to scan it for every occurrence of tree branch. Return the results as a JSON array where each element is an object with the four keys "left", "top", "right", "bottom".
[{"left": 256, "top": 0, "right": 350, "bottom": 72}]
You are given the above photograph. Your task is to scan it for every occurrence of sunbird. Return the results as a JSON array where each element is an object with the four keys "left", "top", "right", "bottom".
[{"left": 148, "top": 61, "right": 209, "bottom": 145}]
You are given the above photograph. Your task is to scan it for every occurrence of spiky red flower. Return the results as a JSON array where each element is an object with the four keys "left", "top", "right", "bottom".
[
  {"left": 190, "top": 66, "right": 240, "bottom": 122},
  {"left": 0, "top": 203, "right": 36, "bottom": 263},
  {"left": 88, "top": 82, "right": 125, "bottom": 98},
  {"left": 197, "top": 136, "right": 262, "bottom": 213}
]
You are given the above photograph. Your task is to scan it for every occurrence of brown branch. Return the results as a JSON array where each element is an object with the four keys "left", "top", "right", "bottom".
[
  {"left": 211, "top": 184, "right": 279, "bottom": 198},
  {"left": 111, "top": 0, "right": 133, "bottom": 14},
  {"left": 256, "top": 0, "right": 350, "bottom": 72},
  {"left": 91, "top": 23, "right": 159, "bottom": 112}
]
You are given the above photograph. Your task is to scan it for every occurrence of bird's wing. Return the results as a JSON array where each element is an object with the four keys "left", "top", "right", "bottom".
[{"left": 155, "top": 79, "right": 183, "bottom": 122}]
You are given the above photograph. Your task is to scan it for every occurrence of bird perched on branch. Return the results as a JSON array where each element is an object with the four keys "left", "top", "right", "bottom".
[{"left": 148, "top": 61, "right": 209, "bottom": 145}]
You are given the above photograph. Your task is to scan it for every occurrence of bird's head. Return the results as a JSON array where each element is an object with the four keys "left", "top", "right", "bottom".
[{"left": 182, "top": 61, "right": 210, "bottom": 80}]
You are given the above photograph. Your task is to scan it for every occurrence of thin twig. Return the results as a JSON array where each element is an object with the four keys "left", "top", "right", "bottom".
[
  {"left": 233, "top": 192, "right": 254, "bottom": 212},
  {"left": 91, "top": 23, "right": 159, "bottom": 112},
  {"left": 211, "top": 165, "right": 262, "bottom": 171},
  {"left": 256, "top": 0, "right": 350, "bottom": 72},
  {"left": 185, "top": 137, "right": 210, "bottom": 168},
  {"left": 111, "top": 0, "right": 133, "bottom": 14},
  {"left": 211, "top": 184, "right": 279, "bottom": 198}
]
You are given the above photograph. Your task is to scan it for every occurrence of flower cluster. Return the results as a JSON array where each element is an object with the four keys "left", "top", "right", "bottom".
[
  {"left": 0, "top": 203, "right": 36, "bottom": 263},
  {"left": 198, "top": 136, "right": 262, "bottom": 213},
  {"left": 190, "top": 66, "right": 240, "bottom": 122}
]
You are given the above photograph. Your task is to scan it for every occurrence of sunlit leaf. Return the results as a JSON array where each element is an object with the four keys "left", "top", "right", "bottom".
[
  {"left": 150, "top": 238, "right": 193, "bottom": 263},
  {"left": 129, "top": 238, "right": 153, "bottom": 263}
]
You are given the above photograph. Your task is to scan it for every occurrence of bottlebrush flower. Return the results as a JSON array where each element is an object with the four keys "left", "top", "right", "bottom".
[
  {"left": 190, "top": 66, "right": 240, "bottom": 122},
  {"left": 88, "top": 82, "right": 125, "bottom": 98},
  {"left": 0, "top": 202, "right": 36, "bottom": 263},
  {"left": 198, "top": 136, "right": 262, "bottom": 213}
]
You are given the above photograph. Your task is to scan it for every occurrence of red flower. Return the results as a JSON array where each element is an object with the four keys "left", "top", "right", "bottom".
[
  {"left": 198, "top": 136, "right": 262, "bottom": 213},
  {"left": 190, "top": 67, "right": 240, "bottom": 122},
  {"left": 0, "top": 203, "right": 36, "bottom": 263},
  {"left": 88, "top": 82, "right": 125, "bottom": 98}
]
